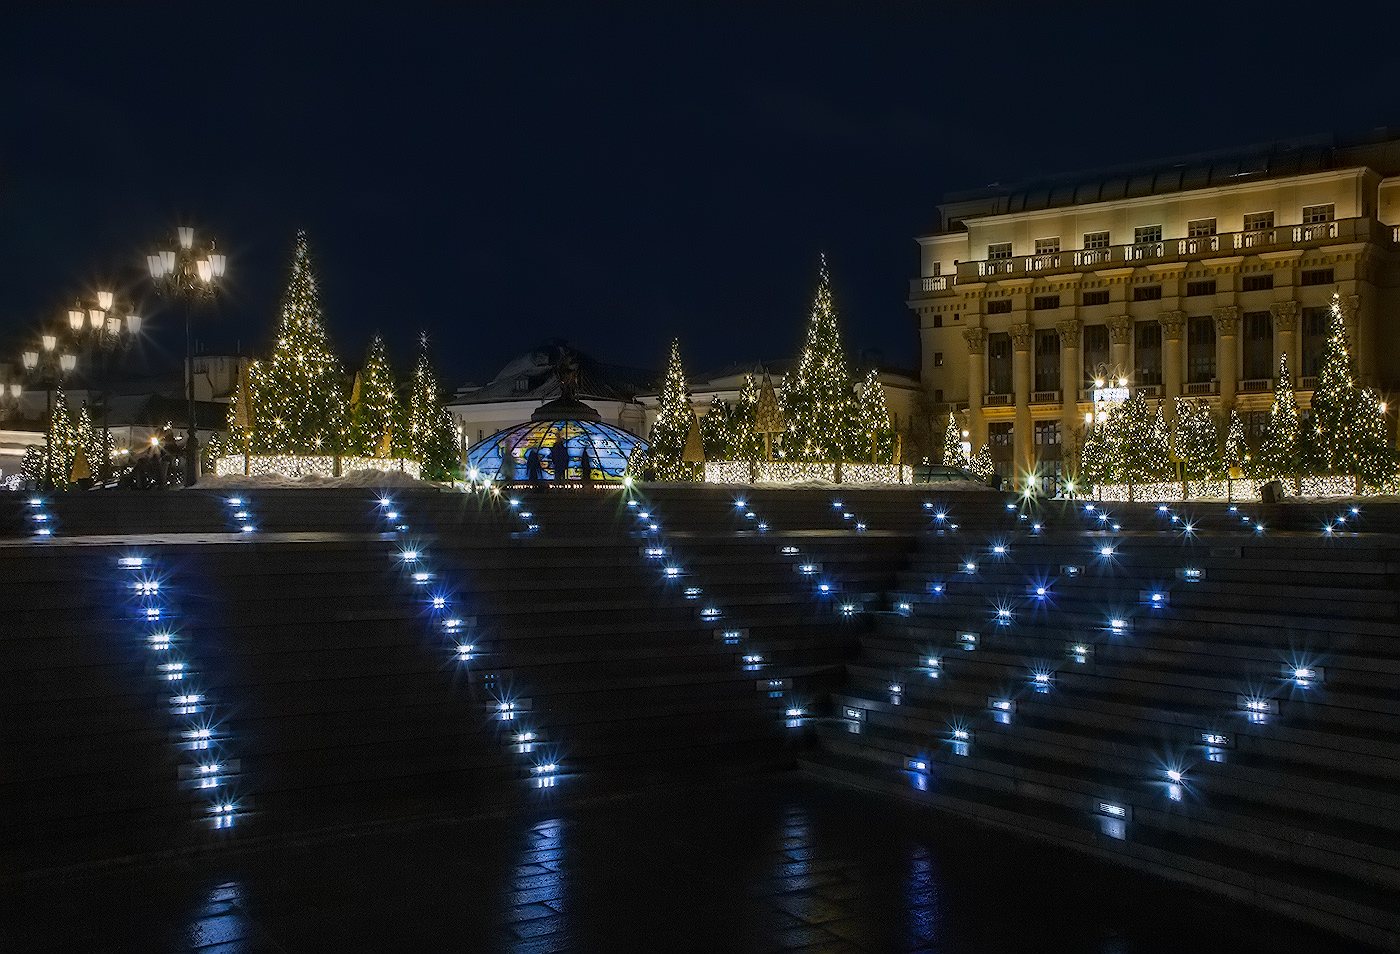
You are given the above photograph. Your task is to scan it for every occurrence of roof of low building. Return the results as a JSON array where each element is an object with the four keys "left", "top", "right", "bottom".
[{"left": 450, "top": 342, "right": 654, "bottom": 406}]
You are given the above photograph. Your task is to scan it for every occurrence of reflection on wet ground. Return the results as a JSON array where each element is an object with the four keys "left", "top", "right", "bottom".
[{"left": 0, "top": 774, "right": 1365, "bottom": 953}]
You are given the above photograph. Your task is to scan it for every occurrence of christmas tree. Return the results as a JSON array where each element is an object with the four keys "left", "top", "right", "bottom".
[
  {"left": 725, "top": 374, "right": 765, "bottom": 461},
  {"left": 699, "top": 396, "right": 732, "bottom": 461},
  {"left": 781, "top": 256, "right": 857, "bottom": 461},
  {"left": 1256, "top": 353, "right": 1301, "bottom": 479},
  {"left": 941, "top": 412, "right": 965, "bottom": 467},
  {"left": 407, "top": 334, "right": 459, "bottom": 481},
  {"left": 1077, "top": 411, "right": 1116, "bottom": 489},
  {"left": 966, "top": 443, "right": 994, "bottom": 480},
  {"left": 47, "top": 388, "right": 76, "bottom": 489},
  {"left": 1172, "top": 397, "right": 1220, "bottom": 479},
  {"left": 21, "top": 446, "right": 44, "bottom": 489},
  {"left": 349, "top": 335, "right": 404, "bottom": 458},
  {"left": 1309, "top": 294, "right": 1394, "bottom": 482},
  {"left": 1116, "top": 394, "right": 1171, "bottom": 483},
  {"left": 1224, "top": 410, "right": 1249, "bottom": 474},
  {"left": 246, "top": 232, "right": 348, "bottom": 455},
  {"left": 855, "top": 369, "right": 895, "bottom": 464},
  {"left": 645, "top": 338, "right": 697, "bottom": 480}
]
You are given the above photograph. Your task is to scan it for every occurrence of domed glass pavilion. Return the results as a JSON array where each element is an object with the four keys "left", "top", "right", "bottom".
[{"left": 463, "top": 396, "right": 647, "bottom": 485}]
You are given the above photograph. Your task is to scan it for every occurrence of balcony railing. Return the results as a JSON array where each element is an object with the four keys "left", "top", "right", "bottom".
[
  {"left": 1184, "top": 381, "right": 1218, "bottom": 395},
  {"left": 910, "top": 217, "right": 1394, "bottom": 295},
  {"left": 1240, "top": 378, "right": 1272, "bottom": 393},
  {"left": 983, "top": 393, "right": 1013, "bottom": 407},
  {"left": 1299, "top": 376, "right": 1318, "bottom": 390},
  {"left": 1134, "top": 385, "right": 1161, "bottom": 398},
  {"left": 1031, "top": 390, "right": 1061, "bottom": 404}
]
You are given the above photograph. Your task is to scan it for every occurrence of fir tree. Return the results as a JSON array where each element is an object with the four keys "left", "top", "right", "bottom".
[
  {"left": 1172, "top": 397, "right": 1220, "bottom": 479},
  {"left": 251, "top": 232, "right": 348, "bottom": 455},
  {"left": 1256, "top": 353, "right": 1301, "bottom": 479},
  {"left": 1309, "top": 294, "right": 1394, "bottom": 482},
  {"left": 941, "top": 412, "right": 965, "bottom": 467},
  {"left": 407, "top": 335, "right": 458, "bottom": 480},
  {"left": 1224, "top": 410, "right": 1249, "bottom": 474},
  {"left": 855, "top": 369, "right": 895, "bottom": 464},
  {"left": 699, "top": 396, "right": 732, "bottom": 461},
  {"left": 725, "top": 374, "right": 764, "bottom": 461},
  {"left": 76, "top": 402, "right": 112, "bottom": 482},
  {"left": 47, "top": 389, "right": 76, "bottom": 489},
  {"left": 350, "top": 335, "right": 403, "bottom": 458},
  {"left": 1077, "top": 411, "right": 1116, "bottom": 489},
  {"left": 21, "top": 446, "right": 44, "bottom": 489},
  {"left": 645, "top": 338, "right": 697, "bottom": 480},
  {"left": 966, "top": 443, "right": 994, "bottom": 480},
  {"left": 1116, "top": 394, "right": 1171, "bottom": 483},
  {"left": 781, "top": 256, "right": 857, "bottom": 461}
]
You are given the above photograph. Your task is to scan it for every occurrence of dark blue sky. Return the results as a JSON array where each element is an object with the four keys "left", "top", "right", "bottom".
[{"left": 3, "top": 3, "right": 1398, "bottom": 390}]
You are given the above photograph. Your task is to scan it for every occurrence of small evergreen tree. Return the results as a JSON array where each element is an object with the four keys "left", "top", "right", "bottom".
[
  {"left": 21, "top": 446, "right": 44, "bottom": 489},
  {"left": 1077, "top": 412, "right": 1116, "bottom": 489},
  {"left": 941, "top": 412, "right": 965, "bottom": 467},
  {"left": 855, "top": 369, "right": 895, "bottom": 464},
  {"left": 781, "top": 256, "right": 858, "bottom": 461},
  {"left": 1309, "top": 293, "right": 1394, "bottom": 482},
  {"left": 1256, "top": 353, "right": 1301, "bottom": 479},
  {"left": 47, "top": 389, "right": 76, "bottom": 489},
  {"left": 350, "top": 335, "right": 403, "bottom": 457},
  {"left": 725, "top": 374, "right": 764, "bottom": 461},
  {"left": 1172, "top": 397, "right": 1221, "bottom": 479},
  {"left": 645, "top": 338, "right": 697, "bottom": 480},
  {"left": 1224, "top": 410, "right": 1249, "bottom": 474},
  {"left": 1116, "top": 394, "right": 1171, "bottom": 483},
  {"left": 699, "top": 396, "right": 732, "bottom": 461},
  {"left": 407, "top": 336, "right": 458, "bottom": 480},
  {"left": 966, "top": 443, "right": 994, "bottom": 480}
]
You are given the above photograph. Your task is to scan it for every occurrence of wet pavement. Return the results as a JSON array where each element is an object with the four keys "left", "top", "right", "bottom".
[{"left": 0, "top": 773, "right": 1364, "bottom": 954}]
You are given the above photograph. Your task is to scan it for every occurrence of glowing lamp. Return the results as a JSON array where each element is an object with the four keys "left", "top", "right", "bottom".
[
  {"left": 60, "top": 354, "right": 76, "bottom": 372},
  {"left": 68, "top": 309, "right": 84, "bottom": 330},
  {"left": 210, "top": 252, "right": 227, "bottom": 278}
]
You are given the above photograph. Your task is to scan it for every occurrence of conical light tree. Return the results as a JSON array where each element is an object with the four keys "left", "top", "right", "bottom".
[
  {"left": 781, "top": 256, "right": 858, "bottom": 461},
  {"left": 1172, "top": 397, "right": 1220, "bottom": 479},
  {"left": 699, "top": 396, "right": 732, "bottom": 461},
  {"left": 407, "top": 334, "right": 459, "bottom": 481},
  {"left": 249, "top": 231, "right": 348, "bottom": 455},
  {"left": 855, "top": 369, "right": 895, "bottom": 464},
  {"left": 1256, "top": 353, "right": 1301, "bottom": 479},
  {"left": 725, "top": 374, "right": 765, "bottom": 461},
  {"left": 1309, "top": 294, "right": 1394, "bottom": 482},
  {"left": 941, "top": 412, "right": 965, "bottom": 467},
  {"left": 1116, "top": 394, "right": 1171, "bottom": 483},
  {"left": 1224, "top": 409, "right": 1249, "bottom": 474},
  {"left": 1077, "top": 411, "right": 1116, "bottom": 488},
  {"left": 966, "top": 443, "right": 994, "bottom": 480},
  {"left": 350, "top": 335, "right": 403, "bottom": 458},
  {"left": 77, "top": 401, "right": 112, "bottom": 482},
  {"left": 645, "top": 338, "right": 697, "bottom": 480},
  {"left": 47, "top": 388, "right": 76, "bottom": 489}
]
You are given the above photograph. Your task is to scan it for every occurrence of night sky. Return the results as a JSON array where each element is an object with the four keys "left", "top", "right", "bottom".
[{"left": 3, "top": 4, "right": 1398, "bottom": 392}]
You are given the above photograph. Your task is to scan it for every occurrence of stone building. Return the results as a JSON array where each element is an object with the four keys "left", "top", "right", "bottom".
[{"left": 908, "top": 132, "right": 1400, "bottom": 486}]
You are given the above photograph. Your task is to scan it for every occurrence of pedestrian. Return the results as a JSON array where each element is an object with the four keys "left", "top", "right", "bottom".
[
  {"left": 578, "top": 445, "right": 594, "bottom": 489},
  {"left": 525, "top": 447, "right": 543, "bottom": 485},
  {"left": 549, "top": 438, "right": 569, "bottom": 486}
]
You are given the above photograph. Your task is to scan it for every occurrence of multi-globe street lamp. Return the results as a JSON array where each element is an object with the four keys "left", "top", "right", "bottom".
[
  {"left": 146, "top": 226, "right": 226, "bottom": 486},
  {"left": 64, "top": 290, "right": 142, "bottom": 481},
  {"left": 21, "top": 334, "right": 77, "bottom": 489}
]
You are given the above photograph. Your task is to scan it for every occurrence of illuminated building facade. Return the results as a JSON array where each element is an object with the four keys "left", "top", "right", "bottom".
[{"left": 909, "top": 132, "right": 1400, "bottom": 484}]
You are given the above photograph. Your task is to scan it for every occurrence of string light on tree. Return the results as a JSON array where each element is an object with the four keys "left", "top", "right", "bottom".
[
  {"left": 1257, "top": 352, "right": 1301, "bottom": 480},
  {"left": 781, "top": 255, "right": 858, "bottom": 462},
  {"left": 644, "top": 338, "right": 698, "bottom": 481}
]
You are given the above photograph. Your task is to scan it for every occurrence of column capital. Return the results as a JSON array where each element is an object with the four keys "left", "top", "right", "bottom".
[
  {"left": 1338, "top": 294, "right": 1360, "bottom": 325},
  {"left": 1158, "top": 310, "right": 1187, "bottom": 340},
  {"left": 1212, "top": 305, "right": 1239, "bottom": 336},
  {"left": 961, "top": 325, "right": 987, "bottom": 355},
  {"left": 1055, "top": 317, "right": 1082, "bottom": 345},
  {"left": 1106, "top": 314, "right": 1134, "bottom": 344},
  {"left": 1269, "top": 300, "right": 1299, "bottom": 332},
  {"left": 1010, "top": 322, "right": 1034, "bottom": 351}
]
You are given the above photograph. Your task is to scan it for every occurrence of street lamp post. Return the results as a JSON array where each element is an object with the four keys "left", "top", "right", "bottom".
[
  {"left": 66, "top": 291, "right": 142, "bottom": 482},
  {"left": 21, "top": 335, "right": 77, "bottom": 490},
  {"left": 146, "top": 226, "right": 226, "bottom": 486}
]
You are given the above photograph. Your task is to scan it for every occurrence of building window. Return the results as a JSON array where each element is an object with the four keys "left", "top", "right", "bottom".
[
  {"left": 1135, "top": 322, "right": 1162, "bottom": 386},
  {"left": 933, "top": 314, "right": 942, "bottom": 328},
  {"left": 1300, "top": 268, "right": 1334, "bottom": 286},
  {"left": 1134, "top": 225, "right": 1162, "bottom": 245},
  {"left": 1243, "top": 211, "right": 1274, "bottom": 232},
  {"left": 1084, "top": 231, "right": 1110, "bottom": 249},
  {"left": 1244, "top": 410, "right": 1270, "bottom": 440},
  {"left": 988, "top": 242, "right": 1012, "bottom": 260},
  {"left": 1034, "top": 330, "right": 1060, "bottom": 392},
  {"left": 1083, "top": 325, "right": 1110, "bottom": 382},
  {"left": 515, "top": 376, "right": 530, "bottom": 392},
  {"left": 934, "top": 388, "right": 944, "bottom": 403},
  {"left": 1034, "top": 237, "right": 1060, "bottom": 254},
  {"left": 1302, "top": 306, "right": 1329, "bottom": 377},
  {"left": 1302, "top": 204, "right": 1335, "bottom": 224},
  {"left": 1242, "top": 274, "right": 1274, "bottom": 292},
  {"left": 988, "top": 422, "right": 1014, "bottom": 479},
  {"left": 1083, "top": 290, "right": 1110, "bottom": 306},
  {"left": 1187, "top": 316, "right": 1216, "bottom": 383},
  {"left": 1185, "top": 280, "right": 1216, "bottom": 297},
  {"left": 1034, "top": 420, "right": 1061, "bottom": 446},
  {"left": 987, "top": 299, "right": 1012, "bottom": 314},
  {"left": 1033, "top": 295, "right": 1060, "bottom": 310},
  {"left": 933, "top": 351, "right": 944, "bottom": 368},
  {"left": 1132, "top": 285, "right": 1162, "bottom": 302},
  {"left": 1187, "top": 218, "right": 1217, "bottom": 237},
  {"left": 931, "top": 262, "right": 941, "bottom": 277},
  {"left": 1243, "top": 311, "right": 1273, "bottom": 380},
  {"left": 987, "top": 333, "right": 1012, "bottom": 394}
]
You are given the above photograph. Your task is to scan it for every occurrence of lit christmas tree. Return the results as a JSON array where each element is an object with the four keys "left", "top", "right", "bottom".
[
  {"left": 1172, "top": 397, "right": 1221, "bottom": 479},
  {"left": 699, "top": 396, "right": 732, "bottom": 461},
  {"left": 74, "top": 401, "right": 111, "bottom": 482},
  {"left": 1077, "top": 411, "right": 1116, "bottom": 489},
  {"left": 47, "top": 388, "right": 76, "bottom": 489},
  {"left": 21, "top": 446, "right": 44, "bottom": 488},
  {"left": 349, "top": 334, "right": 404, "bottom": 458},
  {"left": 855, "top": 369, "right": 895, "bottom": 463},
  {"left": 1309, "top": 293, "right": 1394, "bottom": 482},
  {"left": 247, "top": 232, "right": 348, "bottom": 455},
  {"left": 1223, "top": 410, "right": 1249, "bottom": 474},
  {"left": 645, "top": 338, "right": 698, "bottom": 480},
  {"left": 966, "top": 443, "right": 994, "bottom": 480},
  {"left": 1256, "top": 353, "right": 1301, "bottom": 479},
  {"left": 781, "top": 256, "right": 858, "bottom": 461},
  {"left": 941, "top": 412, "right": 965, "bottom": 467},
  {"left": 1116, "top": 394, "right": 1171, "bottom": 483},
  {"left": 725, "top": 374, "right": 764, "bottom": 461},
  {"left": 407, "top": 334, "right": 459, "bottom": 481}
]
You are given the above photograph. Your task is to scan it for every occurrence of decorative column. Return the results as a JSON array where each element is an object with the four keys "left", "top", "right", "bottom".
[
  {"left": 1213, "top": 305, "right": 1239, "bottom": 415},
  {"left": 1159, "top": 310, "right": 1186, "bottom": 425},
  {"left": 1107, "top": 315, "right": 1133, "bottom": 379},
  {"left": 961, "top": 325, "right": 987, "bottom": 452},
  {"left": 1056, "top": 317, "right": 1082, "bottom": 472},
  {"left": 1011, "top": 322, "right": 1035, "bottom": 485},
  {"left": 1269, "top": 301, "right": 1299, "bottom": 384}
]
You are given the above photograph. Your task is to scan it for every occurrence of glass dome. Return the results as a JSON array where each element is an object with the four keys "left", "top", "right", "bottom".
[{"left": 465, "top": 418, "right": 647, "bottom": 484}]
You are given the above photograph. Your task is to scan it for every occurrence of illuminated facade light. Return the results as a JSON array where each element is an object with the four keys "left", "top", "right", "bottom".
[
  {"left": 964, "top": 562, "right": 977, "bottom": 574},
  {"left": 839, "top": 603, "right": 857, "bottom": 616},
  {"left": 780, "top": 546, "right": 799, "bottom": 554},
  {"left": 684, "top": 586, "right": 702, "bottom": 599},
  {"left": 119, "top": 556, "right": 145, "bottom": 568}
]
